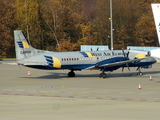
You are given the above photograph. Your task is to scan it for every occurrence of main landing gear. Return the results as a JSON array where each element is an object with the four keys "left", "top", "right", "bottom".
[
  {"left": 68, "top": 70, "right": 75, "bottom": 77},
  {"left": 99, "top": 69, "right": 107, "bottom": 78}
]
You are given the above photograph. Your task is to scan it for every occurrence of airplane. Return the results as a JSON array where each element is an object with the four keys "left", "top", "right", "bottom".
[
  {"left": 148, "top": 3, "right": 160, "bottom": 59},
  {"left": 14, "top": 30, "right": 156, "bottom": 78}
]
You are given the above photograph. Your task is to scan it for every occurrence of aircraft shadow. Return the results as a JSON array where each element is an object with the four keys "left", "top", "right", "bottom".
[
  {"left": 110, "top": 70, "right": 160, "bottom": 78},
  {"left": 21, "top": 70, "right": 160, "bottom": 79},
  {"left": 21, "top": 72, "right": 68, "bottom": 79}
]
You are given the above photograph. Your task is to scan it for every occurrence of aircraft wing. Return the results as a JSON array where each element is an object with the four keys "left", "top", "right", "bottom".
[
  {"left": 97, "top": 58, "right": 146, "bottom": 68},
  {"left": 23, "top": 63, "right": 48, "bottom": 66}
]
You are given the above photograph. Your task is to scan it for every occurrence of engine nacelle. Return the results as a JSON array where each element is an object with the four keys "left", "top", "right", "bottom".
[
  {"left": 148, "top": 49, "right": 160, "bottom": 59},
  {"left": 128, "top": 49, "right": 149, "bottom": 59}
]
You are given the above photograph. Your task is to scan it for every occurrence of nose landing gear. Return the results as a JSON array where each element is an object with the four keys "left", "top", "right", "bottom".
[{"left": 137, "top": 67, "right": 143, "bottom": 76}]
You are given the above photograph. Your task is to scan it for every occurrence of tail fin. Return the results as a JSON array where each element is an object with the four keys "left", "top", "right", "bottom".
[
  {"left": 151, "top": 4, "right": 160, "bottom": 45},
  {"left": 14, "top": 30, "right": 37, "bottom": 60}
]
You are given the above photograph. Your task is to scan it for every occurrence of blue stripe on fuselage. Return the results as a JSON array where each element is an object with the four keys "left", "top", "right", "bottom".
[{"left": 80, "top": 52, "right": 88, "bottom": 57}]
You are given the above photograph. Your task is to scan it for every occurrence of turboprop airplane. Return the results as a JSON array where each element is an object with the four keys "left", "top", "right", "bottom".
[
  {"left": 148, "top": 3, "right": 160, "bottom": 58},
  {"left": 14, "top": 30, "right": 156, "bottom": 78}
]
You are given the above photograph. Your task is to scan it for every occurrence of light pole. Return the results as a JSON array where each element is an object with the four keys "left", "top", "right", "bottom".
[
  {"left": 25, "top": 0, "right": 30, "bottom": 41},
  {"left": 110, "top": 0, "right": 113, "bottom": 50}
]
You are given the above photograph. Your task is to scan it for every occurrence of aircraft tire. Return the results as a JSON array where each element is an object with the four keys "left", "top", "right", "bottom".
[
  {"left": 68, "top": 71, "right": 75, "bottom": 77},
  {"left": 137, "top": 72, "right": 143, "bottom": 76},
  {"left": 100, "top": 73, "right": 107, "bottom": 78}
]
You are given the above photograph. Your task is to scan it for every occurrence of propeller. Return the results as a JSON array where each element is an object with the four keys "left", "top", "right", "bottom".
[
  {"left": 122, "top": 49, "right": 130, "bottom": 72},
  {"left": 97, "top": 47, "right": 99, "bottom": 51}
]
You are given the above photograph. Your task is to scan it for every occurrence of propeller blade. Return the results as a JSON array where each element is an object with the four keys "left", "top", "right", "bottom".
[
  {"left": 125, "top": 63, "right": 130, "bottom": 71},
  {"left": 122, "top": 67, "right": 124, "bottom": 72},
  {"left": 126, "top": 48, "right": 130, "bottom": 58},
  {"left": 97, "top": 47, "right": 99, "bottom": 51},
  {"left": 122, "top": 49, "right": 126, "bottom": 57},
  {"left": 122, "top": 63, "right": 130, "bottom": 72},
  {"left": 122, "top": 49, "right": 131, "bottom": 72},
  {"left": 128, "top": 67, "right": 130, "bottom": 71},
  {"left": 126, "top": 63, "right": 130, "bottom": 71}
]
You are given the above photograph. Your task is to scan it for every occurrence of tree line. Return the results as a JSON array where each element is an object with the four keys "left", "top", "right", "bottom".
[{"left": 0, "top": 0, "right": 159, "bottom": 58}]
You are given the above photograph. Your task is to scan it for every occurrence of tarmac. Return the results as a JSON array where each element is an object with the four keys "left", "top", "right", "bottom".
[{"left": 1, "top": 60, "right": 160, "bottom": 120}]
